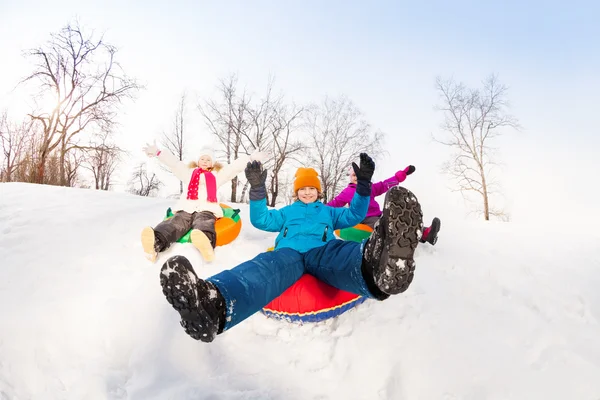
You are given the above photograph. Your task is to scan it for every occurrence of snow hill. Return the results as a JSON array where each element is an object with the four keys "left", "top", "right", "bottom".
[{"left": 1, "top": 182, "right": 599, "bottom": 400}]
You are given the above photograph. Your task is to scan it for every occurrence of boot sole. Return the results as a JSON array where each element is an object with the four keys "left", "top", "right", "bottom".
[
  {"left": 160, "top": 255, "right": 218, "bottom": 342},
  {"left": 141, "top": 227, "right": 157, "bottom": 262},
  {"left": 191, "top": 230, "right": 215, "bottom": 262},
  {"left": 376, "top": 186, "right": 423, "bottom": 295}
]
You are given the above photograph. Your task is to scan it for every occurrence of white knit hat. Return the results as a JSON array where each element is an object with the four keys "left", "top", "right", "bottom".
[{"left": 198, "top": 146, "right": 215, "bottom": 162}]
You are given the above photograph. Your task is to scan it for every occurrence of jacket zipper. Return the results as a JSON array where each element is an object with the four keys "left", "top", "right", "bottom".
[
  {"left": 322, "top": 226, "right": 328, "bottom": 241},
  {"left": 283, "top": 227, "right": 288, "bottom": 237}
]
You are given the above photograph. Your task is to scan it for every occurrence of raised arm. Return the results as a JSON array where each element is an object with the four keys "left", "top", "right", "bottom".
[
  {"left": 216, "top": 150, "right": 269, "bottom": 185},
  {"left": 332, "top": 153, "right": 375, "bottom": 229},
  {"left": 245, "top": 160, "right": 284, "bottom": 232},
  {"left": 326, "top": 186, "right": 355, "bottom": 208},
  {"left": 142, "top": 142, "right": 188, "bottom": 181},
  {"left": 371, "top": 176, "right": 399, "bottom": 197},
  {"left": 331, "top": 192, "right": 370, "bottom": 229},
  {"left": 249, "top": 197, "right": 285, "bottom": 232},
  {"left": 371, "top": 165, "right": 415, "bottom": 197}
]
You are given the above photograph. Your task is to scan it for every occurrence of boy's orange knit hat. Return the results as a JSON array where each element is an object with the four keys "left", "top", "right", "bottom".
[{"left": 294, "top": 167, "right": 322, "bottom": 193}]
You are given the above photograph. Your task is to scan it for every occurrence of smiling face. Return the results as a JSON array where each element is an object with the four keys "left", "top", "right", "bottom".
[
  {"left": 198, "top": 155, "right": 213, "bottom": 169},
  {"left": 297, "top": 187, "right": 319, "bottom": 204},
  {"left": 349, "top": 169, "right": 357, "bottom": 184}
]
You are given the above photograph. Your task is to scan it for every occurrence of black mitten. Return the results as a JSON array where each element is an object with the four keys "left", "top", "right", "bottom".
[
  {"left": 245, "top": 161, "right": 268, "bottom": 200},
  {"left": 351, "top": 153, "right": 375, "bottom": 196}
]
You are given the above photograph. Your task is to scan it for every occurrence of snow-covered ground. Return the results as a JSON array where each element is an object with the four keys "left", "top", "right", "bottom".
[{"left": 1, "top": 182, "right": 599, "bottom": 400}]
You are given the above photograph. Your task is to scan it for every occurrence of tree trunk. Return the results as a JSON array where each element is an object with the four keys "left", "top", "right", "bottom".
[
  {"left": 480, "top": 166, "right": 490, "bottom": 221},
  {"left": 4, "top": 155, "right": 12, "bottom": 182},
  {"left": 59, "top": 151, "right": 67, "bottom": 186},
  {"left": 239, "top": 181, "right": 249, "bottom": 203},
  {"left": 35, "top": 156, "right": 45, "bottom": 184},
  {"left": 230, "top": 176, "right": 238, "bottom": 202},
  {"left": 269, "top": 177, "right": 279, "bottom": 207}
]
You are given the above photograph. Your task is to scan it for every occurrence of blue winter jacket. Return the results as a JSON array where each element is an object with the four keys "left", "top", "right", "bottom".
[{"left": 249, "top": 192, "right": 370, "bottom": 253}]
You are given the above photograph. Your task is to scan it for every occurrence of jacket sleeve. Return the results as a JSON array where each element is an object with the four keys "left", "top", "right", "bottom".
[
  {"left": 216, "top": 154, "right": 252, "bottom": 186},
  {"left": 371, "top": 176, "right": 399, "bottom": 197},
  {"left": 249, "top": 197, "right": 285, "bottom": 232},
  {"left": 326, "top": 186, "right": 354, "bottom": 208},
  {"left": 156, "top": 149, "right": 189, "bottom": 182},
  {"left": 330, "top": 192, "right": 370, "bottom": 229}
]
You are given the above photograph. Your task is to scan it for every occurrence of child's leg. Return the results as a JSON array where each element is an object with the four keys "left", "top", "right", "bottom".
[
  {"left": 154, "top": 211, "right": 194, "bottom": 247},
  {"left": 160, "top": 249, "right": 304, "bottom": 342},
  {"left": 190, "top": 211, "right": 217, "bottom": 262},
  {"left": 362, "top": 186, "right": 423, "bottom": 295},
  {"left": 141, "top": 211, "right": 193, "bottom": 261},
  {"left": 304, "top": 240, "right": 378, "bottom": 298},
  {"left": 208, "top": 248, "right": 304, "bottom": 331},
  {"left": 191, "top": 211, "right": 217, "bottom": 247},
  {"left": 306, "top": 186, "right": 423, "bottom": 298},
  {"left": 160, "top": 255, "right": 225, "bottom": 342},
  {"left": 420, "top": 217, "right": 441, "bottom": 245}
]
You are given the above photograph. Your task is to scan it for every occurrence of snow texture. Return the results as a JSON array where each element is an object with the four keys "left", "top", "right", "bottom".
[{"left": 1, "top": 182, "right": 600, "bottom": 400}]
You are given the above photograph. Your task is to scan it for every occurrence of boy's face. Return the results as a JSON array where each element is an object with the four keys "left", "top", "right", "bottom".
[
  {"left": 198, "top": 155, "right": 212, "bottom": 169},
  {"left": 297, "top": 187, "right": 319, "bottom": 204}
]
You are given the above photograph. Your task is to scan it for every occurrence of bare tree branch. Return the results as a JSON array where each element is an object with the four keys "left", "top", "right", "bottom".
[
  {"left": 198, "top": 74, "right": 251, "bottom": 202},
  {"left": 434, "top": 74, "right": 519, "bottom": 221},
  {"left": 0, "top": 111, "right": 33, "bottom": 182},
  {"left": 161, "top": 92, "right": 187, "bottom": 194},
  {"left": 304, "top": 95, "right": 384, "bottom": 202},
  {"left": 128, "top": 162, "right": 162, "bottom": 196},
  {"left": 264, "top": 103, "right": 305, "bottom": 206},
  {"left": 21, "top": 21, "right": 142, "bottom": 186},
  {"left": 81, "top": 129, "right": 123, "bottom": 190}
]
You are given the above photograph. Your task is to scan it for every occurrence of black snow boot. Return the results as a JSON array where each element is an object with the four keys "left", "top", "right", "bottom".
[
  {"left": 160, "top": 255, "right": 226, "bottom": 342},
  {"left": 361, "top": 186, "right": 423, "bottom": 296},
  {"left": 420, "top": 217, "right": 441, "bottom": 245}
]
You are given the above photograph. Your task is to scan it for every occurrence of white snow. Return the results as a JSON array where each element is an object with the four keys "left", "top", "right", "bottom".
[{"left": 1, "top": 182, "right": 599, "bottom": 400}]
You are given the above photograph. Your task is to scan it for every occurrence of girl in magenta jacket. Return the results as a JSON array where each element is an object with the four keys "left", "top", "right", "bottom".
[{"left": 327, "top": 165, "right": 441, "bottom": 245}]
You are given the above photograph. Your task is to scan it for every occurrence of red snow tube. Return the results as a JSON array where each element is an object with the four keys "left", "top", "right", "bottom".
[
  {"left": 262, "top": 274, "right": 367, "bottom": 322},
  {"left": 261, "top": 223, "right": 373, "bottom": 322}
]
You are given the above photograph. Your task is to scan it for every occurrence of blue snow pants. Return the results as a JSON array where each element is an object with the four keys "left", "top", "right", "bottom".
[{"left": 207, "top": 239, "right": 377, "bottom": 331}]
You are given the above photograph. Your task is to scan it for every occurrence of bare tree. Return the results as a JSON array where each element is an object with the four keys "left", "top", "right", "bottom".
[
  {"left": 0, "top": 111, "right": 31, "bottom": 182},
  {"left": 304, "top": 95, "right": 384, "bottom": 202},
  {"left": 82, "top": 130, "right": 122, "bottom": 190},
  {"left": 242, "top": 76, "right": 277, "bottom": 153},
  {"left": 128, "top": 163, "right": 162, "bottom": 197},
  {"left": 161, "top": 92, "right": 187, "bottom": 194},
  {"left": 434, "top": 75, "right": 519, "bottom": 221},
  {"left": 11, "top": 129, "right": 38, "bottom": 183},
  {"left": 278, "top": 171, "right": 296, "bottom": 206},
  {"left": 202, "top": 76, "right": 305, "bottom": 206},
  {"left": 63, "top": 149, "right": 85, "bottom": 186},
  {"left": 22, "top": 21, "right": 141, "bottom": 186},
  {"left": 236, "top": 77, "right": 278, "bottom": 204},
  {"left": 199, "top": 75, "right": 251, "bottom": 202},
  {"left": 237, "top": 99, "right": 305, "bottom": 205},
  {"left": 266, "top": 104, "right": 305, "bottom": 206}
]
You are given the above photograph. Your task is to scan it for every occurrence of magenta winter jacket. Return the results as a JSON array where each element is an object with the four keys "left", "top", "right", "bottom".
[{"left": 327, "top": 176, "right": 399, "bottom": 218}]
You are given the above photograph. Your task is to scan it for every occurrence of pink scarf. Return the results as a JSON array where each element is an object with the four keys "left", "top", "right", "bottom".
[{"left": 187, "top": 168, "right": 217, "bottom": 202}]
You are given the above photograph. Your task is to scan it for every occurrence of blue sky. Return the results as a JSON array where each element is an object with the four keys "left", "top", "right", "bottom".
[{"left": 1, "top": 0, "right": 598, "bottom": 222}]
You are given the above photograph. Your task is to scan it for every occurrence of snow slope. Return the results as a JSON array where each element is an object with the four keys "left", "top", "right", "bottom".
[{"left": 1, "top": 182, "right": 599, "bottom": 400}]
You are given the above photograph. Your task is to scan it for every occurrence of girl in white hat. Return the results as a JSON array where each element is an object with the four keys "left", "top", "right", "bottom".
[{"left": 141, "top": 143, "right": 266, "bottom": 262}]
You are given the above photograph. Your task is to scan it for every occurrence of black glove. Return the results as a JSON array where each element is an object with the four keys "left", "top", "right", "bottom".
[
  {"left": 406, "top": 165, "right": 416, "bottom": 175},
  {"left": 352, "top": 153, "right": 375, "bottom": 196},
  {"left": 245, "top": 161, "right": 267, "bottom": 200}
]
